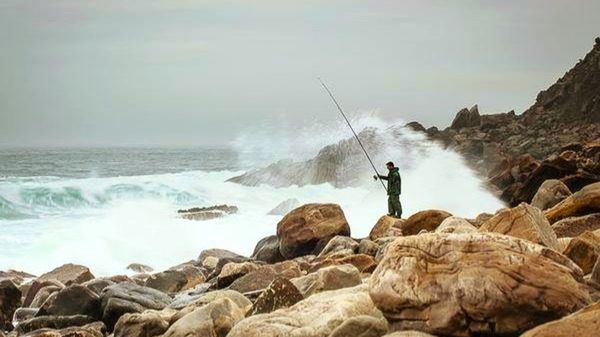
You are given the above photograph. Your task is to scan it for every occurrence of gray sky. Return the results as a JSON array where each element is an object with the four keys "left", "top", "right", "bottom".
[{"left": 1, "top": 0, "right": 599, "bottom": 147}]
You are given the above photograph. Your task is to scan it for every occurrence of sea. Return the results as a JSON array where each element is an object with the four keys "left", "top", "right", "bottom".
[{"left": 0, "top": 117, "right": 505, "bottom": 276}]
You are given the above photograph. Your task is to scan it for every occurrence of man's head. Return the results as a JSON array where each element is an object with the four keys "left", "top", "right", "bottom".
[{"left": 386, "top": 161, "right": 394, "bottom": 170}]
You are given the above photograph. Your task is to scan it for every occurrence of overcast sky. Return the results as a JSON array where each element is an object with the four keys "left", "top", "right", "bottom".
[{"left": 1, "top": 0, "right": 598, "bottom": 147}]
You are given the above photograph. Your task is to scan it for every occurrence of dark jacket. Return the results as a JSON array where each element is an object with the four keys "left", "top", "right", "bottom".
[{"left": 379, "top": 167, "right": 401, "bottom": 195}]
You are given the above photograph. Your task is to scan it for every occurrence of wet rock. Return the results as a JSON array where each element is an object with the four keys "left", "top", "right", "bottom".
[
  {"left": 545, "top": 182, "right": 600, "bottom": 223},
  {"left": 399, "top": 210, "right": 452, "bottom": 236},
  {"left": 405, "top": 121, "right": 426, "bottom": 132},
  {"left": 563, "top": 231, "right": 600, "bottom": 273},
  {"left": 531, "top": 179, "right": 572, "bottom": 210},
  {"left": 20, "top": 322, "right": 105, "bottom": 337},
  {"left": 277, "top": 203, "right": 351, "bottom": 259},
  {"left": 126, "top": 264, "right": 154, "bottom": 274},
  {"left": 100, "top": 282, "right": 171, "bottom": 331},
  {"left": 358, "top": 239, "right": 379, "bottom": 257},
  {"left": 369, "top": 232, "right": 591, "bottom": 336},
  {"left": 251, "top": 235, "right": 284, "bottom": 264},
  {"left": 228, "top": 284, "right": 386, "bottom": 337},
  {"left": 370, "top": 215, "right": 403, "bottom": 240},
  {"left": 216, "top": 262, "right": 260, "bottom": 288},
  {"left": 267, "top": 198, "right": 301, "bottom": 215},
  {"left": 15, "top": 315, "right": 98, "bottom": 335},
  {"left": 177, "top": 204, "right": 238, "bottom": 221},
  {"left": 37, "top": 284, "right": 101, "bottom": 320},
  {"left": 480, "top": 203, "right": 559, "bottom": 250},
  {"left": 250, "top": 278, "right": 303, "bottom": 315},
  {"left": 291, "top": 264, "right": 361, "bottom": 298},
  {"left": 145, "top": 265, "right": 205, "bottom": 294},
  {"left": 317, "top": 235, "right": 358, "bottom": 257},
  {"left": 161, "top": 298, "right": 245, "bottom": 337},
  {"left": 29, "top": 283, "right": 64, "bottom": 308},
  {"left": 435, "top": 216, "right": 478, "bottom": 234},
  {"left": 0, "top": 279, "right": 22, "bottom": 330},
  {"left": 37, "top": 264, "right": 94, "bottom": 286},
  {"left": 552, "top": 213, "right": 600, "bottom": 238},
  {"left": 113, "top": 310, "right": 173, "bottom": 337},
  {"left": 521, "top": 302, "right": 600, "bottom": 337}
]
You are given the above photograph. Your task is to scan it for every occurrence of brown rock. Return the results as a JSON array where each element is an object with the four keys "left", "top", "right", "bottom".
[
  {"left": 383, "top": 332, "right": 436, "bottom": 337},
  {"left": 15, "top": 315, "right": 99, "bottom": 335},
  {"left": 520, "top": 302, "right": 600, "bottom": 337},
  {"left": 251, "top": 235, "right": 284, "bottom": 264},
  {"left": 161, "top": 298, "right": 245, "bottom": 337},
  {"left": 592, "top": 257, "right": 600, "bottom": 285},
  {"left": 531, "top": 179, "right": 572, "bottom": 210},
  {"left": 557, "top": 237, "right": 574, "bottom": 253},
  {"left": 228, "top": 262, "right": 302, "bottom": 294},
  {"left": 113, "top": 310, "right": 173, "bottom": 337},
  {"left": 276, "top": 203, "right": 351, "bottom": 258},
  {"left": 291, "top": 264, "right": 362, "bottom": 298},
  {"left": 480, "top": 203, "right": 559, "bottom": 250},
  {"left": 552, "top": 213, "right": 600, "bottom": 238},
  {"left": 399, "top": 210, "right": 452, "bottom": 236},
  {"left": 369, "top": 232, "right": 591, "bottom": 336},
  {"left": 563, "top": 231, "right": 600, "bottom": 273},
  {"left": 177, "top": 204, "right": 238, "bottom": 221},
  {"left": 250, "top": 278, "right": 303, "bottom": 315},
  {"left": 0, "top": 270, "right": 35, "bottom": 285},
  {"left": 310, "top": 253, "right": 377, "bottom": 273},
  {"left": 435, "top": 216, "right": 478, "bottom": 234},
  {"left": 217, "top": 261, "right": 260, "bottom": 288},
  {"left": 358, "top": 239, "right": 379, "bottom": 256},
  {"left": 37, "top": 284, "right": 101, "bottom": 319},
  {"left": 0, "top": 279, "right": 22, "bottom": 330},
  {"left": 20, "top": 322, "right": 105, "bottom": 337},
  {"left": 145, "top": 265, "right": 205, "bottom": 294},
  {"left": 328, "top": 315, "right": 389, "bottom": 337},
  {"left": 545, "top": 182, "right": 600, "bottom": 223},
  {"left": 38, "top": 264, "right": 94, "bottom": 286},
  {"left": 317, "top": 235, "right": 358, "bottom": 257},
  {"left": 370, "top": 215, "right": 404, "bottom": 240},
  {"left": 450, "top": 105, "right": 481, "bottom": 130}
]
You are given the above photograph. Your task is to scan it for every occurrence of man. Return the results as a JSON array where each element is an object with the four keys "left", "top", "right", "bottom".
[{"left": 374, "top": 161, "right": 402, "bottom": 218}]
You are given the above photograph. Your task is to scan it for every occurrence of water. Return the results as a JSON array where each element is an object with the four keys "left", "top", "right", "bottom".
[{"left": 0, "top": 117, "right": 505, "bottom": 276}]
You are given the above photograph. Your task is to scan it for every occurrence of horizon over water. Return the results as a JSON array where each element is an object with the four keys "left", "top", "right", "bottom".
[{"left": 0, "top": 117, "right": 505, "bottom": 276}]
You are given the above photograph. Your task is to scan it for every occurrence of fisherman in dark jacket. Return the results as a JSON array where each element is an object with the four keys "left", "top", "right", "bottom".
[{"left": 374, "top": 161, "right": 402, "bottom": 218}]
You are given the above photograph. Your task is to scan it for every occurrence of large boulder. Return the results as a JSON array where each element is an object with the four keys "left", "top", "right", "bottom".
[
  {"left": 450, "top": 105, "right": 481, "bottom": 130},
  {"left": 100, "top": 282, "right": 171, "bottom": 331},
  {"left": 521, "top": 302, "right": 600, "bottom": 337},
  {"left": 551, "top": 213, "right": 600, "bottom": 238},
  {"left": 276, "top": 203, "right": 351, "bottom": 259},
  {"left": 37, "top": 264, "right": 94, "bottom": 286},
  {"left": 228, "top": 261, "right": 302, "bottom": 294},
  {"left": 216, "top": 261, "right": 260, "bottom": 288},
  {"left": 317, "top": 235, "right": 358, "bottom": 257},
  {"left": 531, "top": 179, "right": 572, "bottom": 210},
  {"left": 37, "top": 284, "right": 101, "bottom": 319},
  {"left": 161, "top": 298, "right": 245, "bottom": 337},
  {"left": 196, "top": 248, "right": 248, "bottom": 276},
  {"left": 113, "top": 309, "right": 175, "bottom": 337},
  {"left": 291, "top": 264, "right": 362, "bottom": 298},
  {"left": 369, "top": 215, "right": 403, "bottom": 240},
  {"left": 250, "top": 278, "right": 304, "bottom": 315},
  {"left": 0, "top": 279, "right": 22, "bottom": 330},
  {"left": 399, "top": 210, "right": 452, "bottom": 235},
  {"left": 435, "top": 216, "right": 478, "bottom": 234},
  {"left": 144, "top": 265, "right": 205, "bottom": 294},
  {"left": 563, "top": 231, "right": 600, "bottom": 273},
  {"left": 251, "top": 235, "right": 284, "bottom": 264},
  {"left": 227, "top": 284, "right": 388, "bottom": 337},
  {"left": 545, "top": 182, "right": 600, "bottom": 223},
  {"left": 369, "top": 232, "right": 591, "bottom": 336},
  {"left": 19, "top": 322, "right": 105, "bottom": 337},
  {"left": 480, "top": 203, "right": 559, "bottom": 250}
]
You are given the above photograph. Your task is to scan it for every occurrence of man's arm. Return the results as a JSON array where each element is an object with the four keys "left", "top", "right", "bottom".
[{"left": 376, "top": 174, "right": 389, "bottom": 180}]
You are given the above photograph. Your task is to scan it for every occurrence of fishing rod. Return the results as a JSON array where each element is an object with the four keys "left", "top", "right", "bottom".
[{"left": 318, "top": 78, "right": 388, "bottom": 193}]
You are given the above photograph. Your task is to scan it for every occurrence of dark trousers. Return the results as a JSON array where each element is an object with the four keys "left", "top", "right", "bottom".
[{"left": 388, "top": 194, "right": 402, "bottom": 217}]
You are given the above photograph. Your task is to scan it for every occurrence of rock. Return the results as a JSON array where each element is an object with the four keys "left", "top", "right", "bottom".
[
  {"left": 228, "top": 262, "right": 302, "bottom": 294},
  {"left": 276, "top": 203, "right": 351, "bottom": 259},
  {"left": 15, "top": 315, "right": 98, "bottom": 335},
  {"left": 328, "top": 315, "right": 389, "bottom": 337},
  {"left": 592, "top": 257, "right": 600, "bottom": 285},
  {"left": 169, "top": 289, "right": 252, "bottom": 318},
  {"left": 161, "top": 298, "right": 245, "bottom": 337},
  {"left": 450, "top": 105, "right": 481, "bottom": 130},
  {"left": 267, "top": 198, "right": 301, "bottom": 215},
  {"left": 480, "top": 203, "right": 559, "bottom": 250},
  {"left": 144, "top": 265, "right": 205, "bottom": 294},
  {"left": 545, "top": 182, "right": 600, "bottom": 223},
  {"left": 563, "top": 231, "right": 600, "bottom": 273},
  {"left": 291, "top": 264, "right": 362, "bottom": 298},
  {"left": 370, "top": 215, "right": 403, "bottom": 240},
  {"left": 531, "top": 179, "right": 572, "bottom": 210},
  {"left": 520, "top": 302, "right": 600, "bottom": 337},
  {"left": 552, "top": 213, "right": 600, "bottom": 238},
  {"left": 382, "top": 332, "right": 436, "bottom": 337},
  {"left": 216, "top": 262, "right": 260, "bottom": 288},
  {"left": 358, "top": 239, "right": 379, "bottom": 256},
  {"left": 113, "top": 310, "right": 173, "bottom": 337},
  {"left": 82, "top": 279, "right": 115, "bottom": 296},
  {"left": 310, "top": 253, "right": 377, "bottom": 273},
  {"left": 13, "top": 307, "right": 39, "bottom": 325},
  {"left": 405, "top": 121, "right": 426, "bottom": 133},
  {"left": 0, "top": 279, "right": 22, "bottom": 330},
  {"left": 37, "top": 284, "right": 101, "bottom": 320},
  {"left": 250, "top": 278, "right": 303, "bottom": 315},
  {"left": 30, "top": 284, "right": 63, "bottom": 308},
  {"left": 557, "top": 237, "right": 574, "bottom": 253},
  {"left": 177, "top": 204, "right": 238, "bottom": 221},
  {"left": 317, "top": 235, "right": 358, "bottom": 257},
  {"left": 37, "top": 264, "right": 94, "bottom": 286},
  {"left": 167, "top": 283, "right": 212, "bottom": 309},
  {"left": 100, "top": 282, "right": 171, "bottom": 331},
  {"left": 126, "top": 264, "right": 154, "bottom": 273},
  {"left": 251, "top": 235, "right": 284, "bottom": 264},
  {"left": 227, "top": 284, "right": 387, "bottom": 337},
  {"left": 369, "top": 232, "right": 591, "bottom": 336},
  {"left": 20, "top": 322, "right": 105, "bottom": 337},
  {"left": 0, "top": 270, "right": 35, "bottom": 285},
  {"left": 435, "top": 216, "right": 478, "bottom": 234},
  {"left": 399, "top": 210, "right": 452, "bottom": 236},
  {"left": 197, "top": 248, "right": 248, "bottom": 275},
  {"left": 472, "top": 212, "right": 494, "bottom": 227}
]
